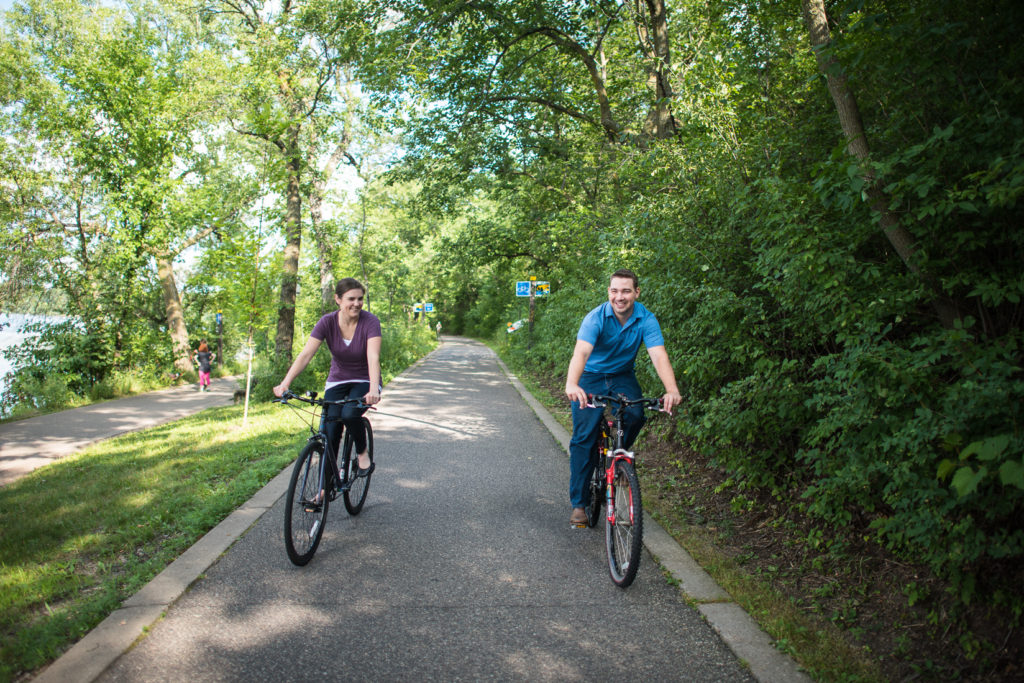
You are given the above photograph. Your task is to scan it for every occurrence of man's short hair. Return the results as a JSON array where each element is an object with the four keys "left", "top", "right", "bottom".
[{"left": 610, "top": 268, "right": 638, "bottom": 289}]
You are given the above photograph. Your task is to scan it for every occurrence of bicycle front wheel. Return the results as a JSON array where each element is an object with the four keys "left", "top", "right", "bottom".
[
  {"left": 284, "top": 441, "right": 329, "bottom": 566},
  {"left": 605, "top": 459, "right": 643, "bottom": 587},
  {"left": 343, "top": 418, "right": 373, "bottom": 515}
]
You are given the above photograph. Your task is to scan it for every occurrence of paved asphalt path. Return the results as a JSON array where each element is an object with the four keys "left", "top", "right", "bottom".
[
  {"left": 0, "top": 376, "right": 240, "bottom": 486},
  {"left": 94, "top": 338, "right": 756, "bottom": 682}
]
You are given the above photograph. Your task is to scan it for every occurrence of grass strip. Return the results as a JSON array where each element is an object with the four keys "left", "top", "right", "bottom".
[{"left": 0, "top": 401, "right": 307, "bottom": 681}]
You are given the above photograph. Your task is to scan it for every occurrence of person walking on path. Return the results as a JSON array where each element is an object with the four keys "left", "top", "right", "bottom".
[
  {"left": 564, "top": 268, "right": 682, "bottom": 526},
  {"left": 191, "top": 341, "right": 216, "bottom": 392},
  {"left": 272, "top": 278, "right": 382, "bottom": 476}
]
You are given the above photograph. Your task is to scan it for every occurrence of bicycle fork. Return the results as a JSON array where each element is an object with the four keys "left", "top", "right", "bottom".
[{"left": 605, "top": 449, "right": 636, "bottom": 525}]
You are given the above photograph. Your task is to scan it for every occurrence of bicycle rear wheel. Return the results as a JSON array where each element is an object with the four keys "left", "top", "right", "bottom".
[
  {"left": 605, "top": 459, "right": 643, "bottom": 587},
  {"left": 585, "top": 442, "right": 604, "bottom": 528},
  {"left": 284, "top": 441, "right": 329, "bottom": 566},
  {"left": 343, "top": 418, "right": 373, "bottom": 515}
]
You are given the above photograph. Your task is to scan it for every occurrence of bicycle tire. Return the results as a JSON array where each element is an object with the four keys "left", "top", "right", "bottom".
[
  {"left": 585, "top": 441, "right": 604, "bottom": 528},
  {"left": 343, "top": 418, "right": 373, "bottom": 515},
  {"left": 284, "top": 441, "right": 329, "bottom": 566},
  {"left": 605, "top": 459, "right": 643, "bottom": 587}
]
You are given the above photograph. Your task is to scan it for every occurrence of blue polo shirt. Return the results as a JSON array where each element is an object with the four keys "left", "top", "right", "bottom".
[{"left": 577, "top": 301, "right": 665, "bottom": 375}]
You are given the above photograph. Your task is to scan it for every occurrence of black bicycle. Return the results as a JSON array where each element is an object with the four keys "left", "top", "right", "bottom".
[
  {"left": 274, "top": 390, "right": 374, "bottom": 566},
  {"left": 582, "top": 393, "right": 663, "bottom": 587}
]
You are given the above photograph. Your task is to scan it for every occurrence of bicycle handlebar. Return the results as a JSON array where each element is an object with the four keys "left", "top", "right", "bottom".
[
  {"left": 273, "top": 390, "right": 373, "bottom": 410},
  {"left": 586, "top": 393, "right": 664, "bottom": 412}
]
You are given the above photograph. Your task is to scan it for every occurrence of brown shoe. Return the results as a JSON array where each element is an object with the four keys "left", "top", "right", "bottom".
[{"left": 569, "top": 508, "right": 588, "bottom": 526}]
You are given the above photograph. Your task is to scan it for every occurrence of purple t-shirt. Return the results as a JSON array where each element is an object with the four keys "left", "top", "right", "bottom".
[{"left": 310, "top": 310, "right": 382, "bottom": 384}]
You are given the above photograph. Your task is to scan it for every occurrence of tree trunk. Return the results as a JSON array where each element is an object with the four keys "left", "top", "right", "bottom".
[
  {"left": 801, "top": 0, "right": 958, "bottom": 328},
  {"left": 156, "top": 254, "right": 193, "bottom": 373},
  {"left": 309, "top": 142, "right": 351, "bottom": 314},
  {"left": 356, "top": 189, "right": 370, "bottom": 311},
  {"left": 308, "top": 188, "right": 334, "bottom": 315},
  {"left": 531, "top": 28, "right": 621, "bottom": 141},
  {"left": 275, "top": 137, "right": 303, "bottom": 360},
  {"left": 637, "top": 0, "right": 678, "bottom": 138}
]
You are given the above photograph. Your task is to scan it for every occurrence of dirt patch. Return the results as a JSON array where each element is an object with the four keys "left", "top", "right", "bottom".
[{"left": 638, "top": 429, "right": 1023, "bottom": 682}]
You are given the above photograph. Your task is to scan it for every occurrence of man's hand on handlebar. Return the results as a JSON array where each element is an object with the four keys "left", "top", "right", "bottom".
[
  {"left": 565, "top": 383, "right": 589, "bottom": 410},
  {"left": 660, "top": 391, "right": 683, "bottom": 415}
]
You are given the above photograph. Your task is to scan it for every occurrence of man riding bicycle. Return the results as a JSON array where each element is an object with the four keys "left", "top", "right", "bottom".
[{"left": 564, "top": 268, "right": 682, "bottom": 526}]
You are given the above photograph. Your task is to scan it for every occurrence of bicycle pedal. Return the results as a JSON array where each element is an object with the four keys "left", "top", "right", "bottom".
[{"left": 570, "top": 522, "right": 588, "bottom": 529}]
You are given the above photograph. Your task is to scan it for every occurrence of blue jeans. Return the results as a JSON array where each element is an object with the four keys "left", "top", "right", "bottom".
[
  {"left": 568, "top": 370, "right": 646, "bottom": 508},
  {"left": 324, "top": 382, "right": 370, "bottom": 460}
]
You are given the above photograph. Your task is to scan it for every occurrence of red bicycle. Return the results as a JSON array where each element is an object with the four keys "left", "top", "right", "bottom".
[{"left": 583, "top": 393, "right": 663, "bottom": 587}]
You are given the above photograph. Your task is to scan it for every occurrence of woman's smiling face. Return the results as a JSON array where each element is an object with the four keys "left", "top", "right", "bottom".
[{"left": 336, "top": 288, "right": 364, "bottom": 315}]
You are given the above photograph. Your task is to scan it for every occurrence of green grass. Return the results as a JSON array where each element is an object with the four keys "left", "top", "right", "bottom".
[{"left": 0, "top": 402, "right": 306, "bottom": 681}]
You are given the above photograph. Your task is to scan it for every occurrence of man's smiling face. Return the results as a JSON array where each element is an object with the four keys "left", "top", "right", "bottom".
[{"left": 607, "top": 276, "right": 638, "bottom": 320}]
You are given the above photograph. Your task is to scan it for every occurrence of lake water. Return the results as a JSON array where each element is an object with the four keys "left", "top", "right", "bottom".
[{"left": 0, "top": 313, "right": 69, "bottom": 397}]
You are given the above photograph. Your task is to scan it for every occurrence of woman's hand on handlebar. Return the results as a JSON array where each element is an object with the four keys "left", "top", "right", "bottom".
[
  {"left": 363, "top": 388, "right": 381, "bottom": 406},
  {"left": 273, "top": 384, "right": 289, "bottom": 399}
]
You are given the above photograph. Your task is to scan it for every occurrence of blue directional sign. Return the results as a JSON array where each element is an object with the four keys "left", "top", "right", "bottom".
[
  {"left": 515, "top": 281, "right": 531, "bottom": 297},
  {"left": 424, "top": 303, "right": 434, "bottom": 313}
]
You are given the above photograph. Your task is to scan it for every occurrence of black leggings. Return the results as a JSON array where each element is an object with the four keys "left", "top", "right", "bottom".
[{"left": 324, "top": 382, "right": 370, "bottom": 459}]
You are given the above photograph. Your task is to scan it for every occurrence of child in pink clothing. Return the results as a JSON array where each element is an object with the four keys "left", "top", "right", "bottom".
[{"left": 192, "top": 340, "right": 215, "bottom": 392}]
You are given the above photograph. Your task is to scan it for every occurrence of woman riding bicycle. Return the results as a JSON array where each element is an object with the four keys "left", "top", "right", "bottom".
[{"left": 273, "top": 278, "right": 382, "bottom": 477}]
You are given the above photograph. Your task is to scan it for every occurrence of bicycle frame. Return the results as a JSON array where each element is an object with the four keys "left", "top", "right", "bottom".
[
  {"left": 589, "top": 393, "right": 661, "bottom": 521},
  {"left": 596, "top": 406, "right": 637, "bottom": 526},
  {"left": 279, "top": 391, "right": 370, "bottom": 499},
  {"left": 313, "top": 412, "right": 345, "bottom": 498}
]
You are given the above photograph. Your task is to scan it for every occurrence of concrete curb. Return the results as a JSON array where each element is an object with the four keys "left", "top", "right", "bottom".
[{"left": 493, "top": 355, "right": 812, "bottom": 683}]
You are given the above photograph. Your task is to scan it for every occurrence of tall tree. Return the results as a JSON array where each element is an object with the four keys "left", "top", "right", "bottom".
[
  {"left": 211, "top": 0, "right": 374, "bottom": 360},
  {"left": 3, "top": 0, "right": 240, "bottom": 372},
  {"left": 801, "top": 0, "right": 959, "bottom": 328}
]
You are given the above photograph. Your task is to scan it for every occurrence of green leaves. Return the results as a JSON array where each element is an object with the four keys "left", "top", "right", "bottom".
[{"left": 940, "top": 435, "right": 1024, "bottom": 498}]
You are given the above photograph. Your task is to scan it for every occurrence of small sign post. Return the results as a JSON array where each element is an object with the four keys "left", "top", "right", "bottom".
[
  {"left": 528, "top": 277, "right": 537, "bottom": 348},
  {"left": 216, "top": 310, "right": 223, "bottom": 367},
  {"left": 513, "top": 279, "right": 551, "bottom": 348}
]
